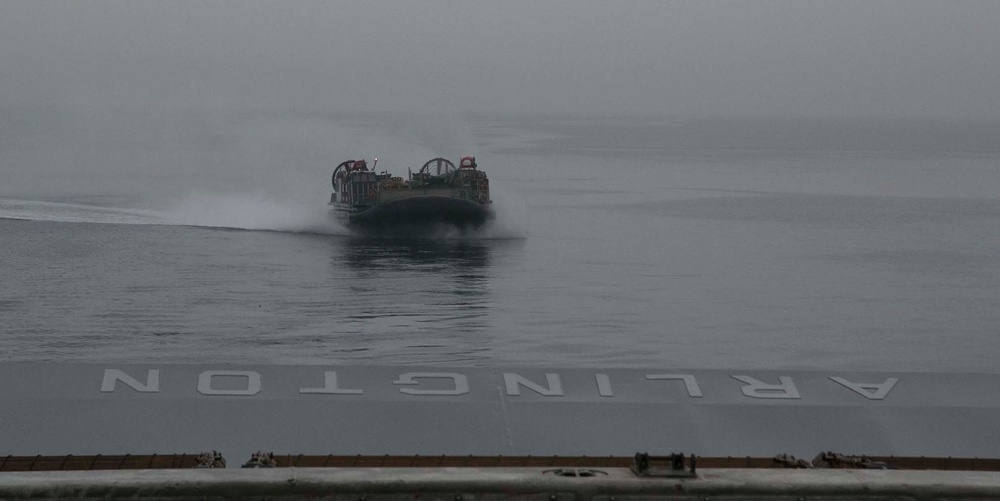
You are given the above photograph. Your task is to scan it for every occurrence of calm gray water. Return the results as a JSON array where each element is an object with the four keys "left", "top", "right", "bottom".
[{"left": 2, "top": 109, "right": 999, "bottom": 371}]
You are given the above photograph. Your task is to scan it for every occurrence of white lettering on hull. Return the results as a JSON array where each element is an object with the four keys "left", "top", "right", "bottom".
[
  {"left": 503, "top": 373, "right": 563, "bottom": 396},
  {"left": 95, "top": 369, "right": 907, "bottom": 402},
  {"left": 300, "top": 371, "right": 364, "bottom": 395},
  {"left": 646, "top": 374, "right": 703, "bottom": 398},
  {"left": 731, "top": 376, "right": 801, "bottom": 399},
  {"left": 595, "top": 374, "right": 613, "bottom": 397},
  {"left": 829, "top": 377, "right": 899, "bottom": 400},
  {"left": 394, "top": 373, "right": 469, "bottom": 396},
  {"left": 197, "top": 371, "right": 261, "bottom": 396},
  {"left": 101, "top": 369, "right": 160, "bottom": 393}
]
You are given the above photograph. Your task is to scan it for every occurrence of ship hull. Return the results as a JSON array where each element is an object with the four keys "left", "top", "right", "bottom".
[
  {"left": 6, "top": 362, "right": 1000, "bottom": 461},
  {"left": 336, "top": 195, "right": 494, "bottom": 234}
]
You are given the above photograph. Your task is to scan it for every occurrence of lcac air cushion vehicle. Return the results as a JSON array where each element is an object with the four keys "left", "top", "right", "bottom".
[{"left": 330, "top": 156, "right": 494, "bottom": 234}]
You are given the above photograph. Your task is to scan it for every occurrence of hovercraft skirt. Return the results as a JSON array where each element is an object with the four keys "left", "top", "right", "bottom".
[{"left": 347, "top": 196, "right": 494, "bottom": 231}]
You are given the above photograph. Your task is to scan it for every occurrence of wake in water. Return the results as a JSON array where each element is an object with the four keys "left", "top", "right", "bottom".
[
  {"left": 0, "top": 198, "right": 164, "bottom": 226},
  {"left": 165, "top": 189, "right": 528, "bottom": 240},
  {"left": 0, "top": 195, "right": 349, "bottom": 235},
  {"left": 0, "top": 191, "right": 526, "bottom": 240}
]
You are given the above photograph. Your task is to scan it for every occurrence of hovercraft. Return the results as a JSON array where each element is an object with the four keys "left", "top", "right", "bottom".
[{"left": 330, "top": 156, "right": 494, "bottom": 233}]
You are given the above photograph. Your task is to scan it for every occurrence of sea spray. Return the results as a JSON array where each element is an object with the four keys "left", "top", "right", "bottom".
[
  {"left": 478, "top": 183, "right": 528, "bottom": 240},
  {"left": 159, "top": 192, "right": 348, "bottom": 235}
]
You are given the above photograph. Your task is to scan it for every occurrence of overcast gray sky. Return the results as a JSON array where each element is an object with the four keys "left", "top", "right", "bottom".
[{"left": 2, "top": 1, "right": 998, "bottom": 117}]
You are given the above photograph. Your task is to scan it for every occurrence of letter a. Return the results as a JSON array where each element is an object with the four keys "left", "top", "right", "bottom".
[{"left": 829, "top": 377, "right": 898, "bottom": 400}]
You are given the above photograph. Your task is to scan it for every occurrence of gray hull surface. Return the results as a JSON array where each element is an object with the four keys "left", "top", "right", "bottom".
[
  {"left": 7, "top": 468, "right": 1000, "bottom": 500},
  {"left": 3, "top": 363, "right": 999, "bottom": 461}
]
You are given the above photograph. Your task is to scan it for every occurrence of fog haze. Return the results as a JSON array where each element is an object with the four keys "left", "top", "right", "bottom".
[
  {"left": 3, "top": 1, "right": 999, "bottom": 117},
  {"left": 4, "top": 2, "right": 1000, "bottom": 383}
]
